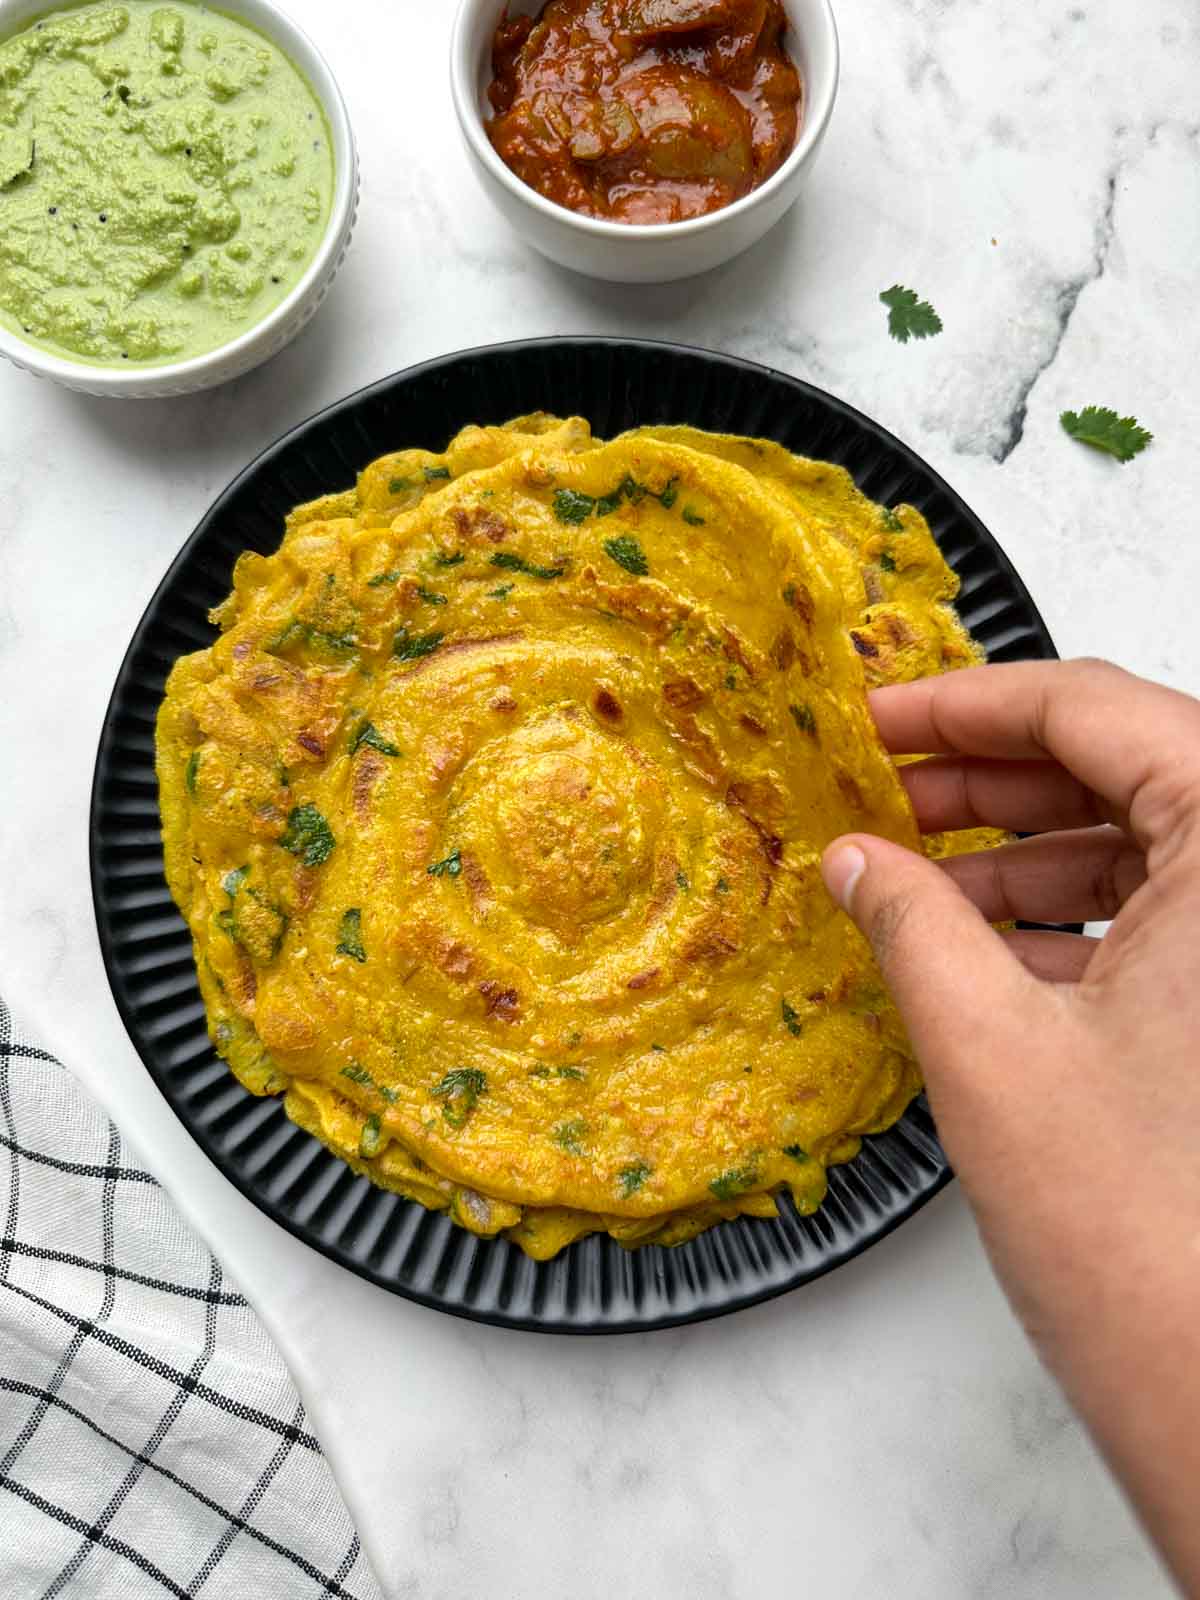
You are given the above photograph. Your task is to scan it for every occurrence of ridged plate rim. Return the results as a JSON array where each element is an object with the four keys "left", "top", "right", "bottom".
[{"left": 90, "top": 336, "right": 1060, "bottom": 1334}]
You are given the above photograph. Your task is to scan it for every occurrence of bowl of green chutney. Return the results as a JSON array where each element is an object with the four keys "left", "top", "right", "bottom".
[{"left": 0, "top": 0, "right": 357, "bottom": 397}]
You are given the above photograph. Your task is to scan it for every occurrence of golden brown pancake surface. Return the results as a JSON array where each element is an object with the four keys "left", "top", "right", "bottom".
[{"left": 157, "top": 416, "right": 988, "bottom": 1258}]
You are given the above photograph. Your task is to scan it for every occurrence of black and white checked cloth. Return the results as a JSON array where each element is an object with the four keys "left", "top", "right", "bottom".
[{"left": 0, "top": 996, "right": 384, "bottom": 1600}]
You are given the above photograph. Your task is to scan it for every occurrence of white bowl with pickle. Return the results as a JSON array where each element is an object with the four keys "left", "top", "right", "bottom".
[
  {"left": 451, "top": 0, "right": 839, "bottom": 284},
  {"left": 0, "top": 0, "right": 357, "bottom": 398}
]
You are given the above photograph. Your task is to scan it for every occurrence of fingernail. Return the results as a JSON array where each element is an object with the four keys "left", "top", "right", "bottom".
[{"left": 822, "top": 843, "right": 867, "bottom": 912}]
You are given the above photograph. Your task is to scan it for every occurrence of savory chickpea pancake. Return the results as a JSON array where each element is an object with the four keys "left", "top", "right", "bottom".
[{"left": 157, "top": 414, "right": 989, "bottom": 1261}]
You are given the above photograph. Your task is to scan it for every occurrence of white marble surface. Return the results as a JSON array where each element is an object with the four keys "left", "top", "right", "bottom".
[{"left": 1, "top": 0, "right": 1196, "bottom": 1594}]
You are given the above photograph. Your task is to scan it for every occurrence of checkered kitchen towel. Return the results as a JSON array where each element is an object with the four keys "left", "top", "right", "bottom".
[{"left": 0, "top": 997, "right": 384, "bottom": 1600}]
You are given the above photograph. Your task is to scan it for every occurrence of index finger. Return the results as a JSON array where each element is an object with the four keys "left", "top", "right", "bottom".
[{"left": 868, "top": 660, "right": 1200, "bottom": 846}]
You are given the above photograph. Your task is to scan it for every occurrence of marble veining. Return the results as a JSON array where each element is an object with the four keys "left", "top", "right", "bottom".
[{"left": 1, "top": 1, "right": 1196, "bottom": 1594}]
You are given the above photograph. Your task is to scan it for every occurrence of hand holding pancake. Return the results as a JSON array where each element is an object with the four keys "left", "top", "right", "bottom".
[{"left": 822, "top": 657, "right": 1200, "bottom": 1594}]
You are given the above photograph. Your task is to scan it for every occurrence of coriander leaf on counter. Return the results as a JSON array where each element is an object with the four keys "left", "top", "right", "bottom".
[
  {"left": 1060, "top": 406, "right": 1152, "bottom": 464},
  {"left": 336, "top": 907, "right": 367, "bottom": 963},
  {"left": 279, "top": 803, "right": 335, "bottom": 867},
  {"left": 603, "top": 534, "right": 649, "bottom": 576},
  {"left": 880, "top": 284, "right": 943, "bottom": 343}
]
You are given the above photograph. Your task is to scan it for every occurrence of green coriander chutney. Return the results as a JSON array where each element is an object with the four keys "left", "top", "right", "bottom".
[{"left": 0, "top": 2, "right": 335, "bottom": 367}]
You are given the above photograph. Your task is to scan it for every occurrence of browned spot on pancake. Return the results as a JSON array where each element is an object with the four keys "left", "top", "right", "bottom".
[
  {"left": 626, "top": 967, "right": 660, "bottom": 991},
  {"left": 738, "top": 713, "right": 767, "bottom": 737},
  {"left": 727, "top": 777, "right": 785, "bottom": 827},
  {"left": 232, "top": 640, "right": 252, "bottom": 661},
  {"left": 293, "top": 864, "right": 320, "bottom": 912},
  {"left": 872, "top": 611, "right": 919, "bottom": 652},
  {"left": 807, "top": 988, "right": 827, "bottom": 1003},
  {"left": 727, "top": 782, "right": 784, "bottom": 866},
  {"left": 680, "top": 925, "right": 739, "bottom": 964},
  {"left": 662, "top": 677, "right": 704, "bottom": 709},
  {"left": 644, "top": 859, "right": 681, "bottom": 924},
  {"left": 769, "top": 627, "right": 796, "bottom": 672},
  {"left": 577, "top": 570, "right": 686, "bottom": 640},
  {"left": 233, "top": 953, "right": 257, "bottom": 1008},
  {"left": 850, "top": 631, "right": 879, "bottom": 658},
  {"left": 592, "top": 686, "right": 622, "bottom": 722},
  {"left": 718, "top": 627, "right": 755, "bottom": 677},
  {"left": 784, "top": 581, "right": 815, "bottom": 627},
  {"left": 837, "top": 772, "right": 865, "bottom": 810},
  {"left": 353, "top": 753, "right": 382, "bottom": 821},
  {"left": 490, "top": 690, "right": 518, "bottom": 713},
  {"left": 479, "top": 980, "right": 520, "bottom": 1021},
  {"left": 460, "top": 851, "right": 493, "bottom": 912},
  {"left": 297, "top": 731, "right": 325, "bottom": 758},
  {"left": 252, "top": 672, "right": 283, "bottom": 690},
  {"left": 450, "top": 505, "right": 510, "bottom": 544},
  {"left": 524, "top": 461, "right": 554, "bottom": 487},
  {"left": 667, "top": 713, "right": 725, "bottom": 788},
  {"left": 427, "top": 741, "right": 461, "bottom": 786},
  {"left": 435, "top": 939, "right": 474, "bottom": 979}
]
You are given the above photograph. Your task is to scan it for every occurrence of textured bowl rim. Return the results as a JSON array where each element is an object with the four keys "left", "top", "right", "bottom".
[
  {"left": 449, "top": 0, "right": 840, "bottom": 243},
  {"left": 90, "top": 335, "right": 1065, "bottom": 1334},
  {"left": 0, "top": 0, "right": 357, "bottom": 390}
]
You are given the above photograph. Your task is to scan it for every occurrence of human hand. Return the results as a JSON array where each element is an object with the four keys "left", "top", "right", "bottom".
[{"left": 822, "top": 659, "right": 1200, "bottom": 1594}]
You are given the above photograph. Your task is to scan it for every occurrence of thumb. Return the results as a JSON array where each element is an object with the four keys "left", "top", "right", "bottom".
[{"left": 821, "top": 833, "right": 1038, "bottom": 1072}]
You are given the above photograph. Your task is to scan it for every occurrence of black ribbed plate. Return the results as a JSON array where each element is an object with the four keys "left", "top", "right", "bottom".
[{"left": 91, "top": 338, "right": 1059, "bottom": 1333}]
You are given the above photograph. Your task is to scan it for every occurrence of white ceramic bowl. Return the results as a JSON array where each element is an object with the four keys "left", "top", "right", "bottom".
[
  {"left": 450, "top": 0, "right": 838, "bottom": 284},
  {"left": 0, "top": 0, "right": 358, "bottom": 399}
]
